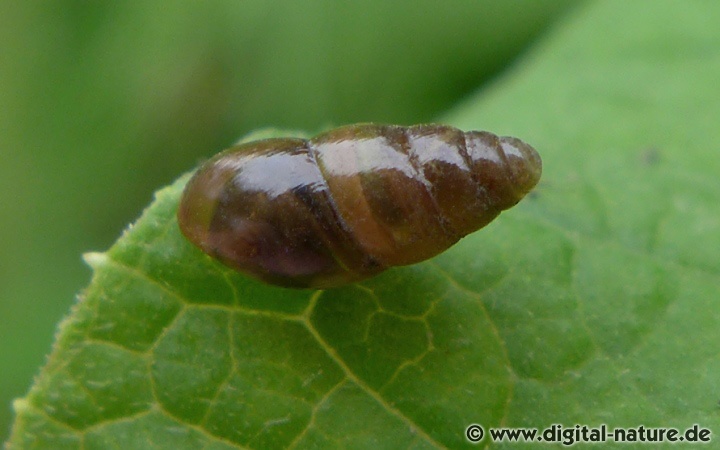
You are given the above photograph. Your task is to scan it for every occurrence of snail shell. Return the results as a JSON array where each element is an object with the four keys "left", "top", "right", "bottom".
[{"left": 178, "top": 123, "right": 541, "bottom": 289}]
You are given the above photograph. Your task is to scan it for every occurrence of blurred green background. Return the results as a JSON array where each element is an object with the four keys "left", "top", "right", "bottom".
[{"left": 0, "top": 1, "right": 579, "bottom": 441}]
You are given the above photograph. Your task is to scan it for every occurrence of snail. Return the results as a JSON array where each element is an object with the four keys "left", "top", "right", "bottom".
[{"left": 178, "top": 123, "right": 541, "bottom": 289}]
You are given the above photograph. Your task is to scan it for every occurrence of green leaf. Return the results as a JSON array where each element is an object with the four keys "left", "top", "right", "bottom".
[{"left": 8, "top": 1, "right": 720, "bottom": 449}]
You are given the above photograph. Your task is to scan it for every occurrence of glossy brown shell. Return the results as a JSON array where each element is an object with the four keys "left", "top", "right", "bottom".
[{"left": 178, "top": 123, "right": 541, "bottom": 289}]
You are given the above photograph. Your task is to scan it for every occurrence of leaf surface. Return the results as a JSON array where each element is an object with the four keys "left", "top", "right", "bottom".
[{"left": 8, "top": 1, "right": 720, "bottom": 449}]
